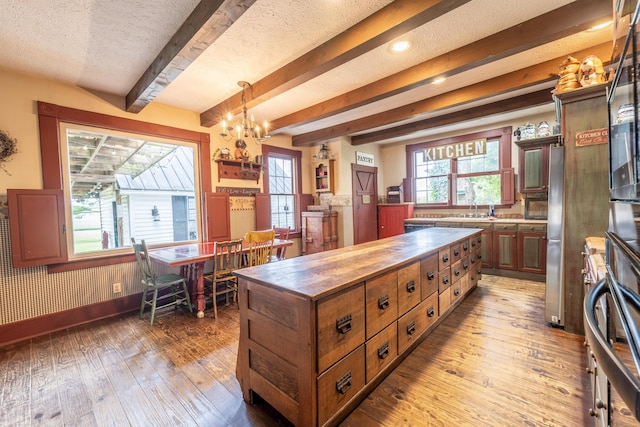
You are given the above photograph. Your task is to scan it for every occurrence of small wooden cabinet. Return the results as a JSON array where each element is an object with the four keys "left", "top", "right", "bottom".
[
  {"left": 302, "top": 210, "right": 338, "bottom": 254},
  {"left": 515, "top": 135, "right": 560, "bottom": 193},
  {"left": 378, "top": 203, "right": 414, "bottom": 239},
  {"left": 314, "top": 160, "right": 335, "bottom": 194},
  {"left": 517, "top": 223, "right": 547, "bottom": 274},
  {"left": 492, "top": 223, "right": 518, "bottom": 270}
]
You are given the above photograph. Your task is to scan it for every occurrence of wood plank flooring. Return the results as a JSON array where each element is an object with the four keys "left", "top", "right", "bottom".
[{"left": 0, "top": 275, "right": 637, "bottom": 426}]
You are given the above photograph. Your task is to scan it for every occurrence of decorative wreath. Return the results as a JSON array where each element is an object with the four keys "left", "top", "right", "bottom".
[{"left": 0, "top": 129, "right": 18, "bottom": 172}]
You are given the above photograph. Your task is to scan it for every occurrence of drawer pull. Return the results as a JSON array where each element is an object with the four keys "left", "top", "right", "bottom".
[
  {"left": 453, "top": 288, "right": 460, "bottom": 296},
  {"left": 427, "top": 306, "right": 435, "bottom": 317},
  {"left": 471, "top": 241, "right": 476, "bottom": 247},
  {"left": 462, "top": 243, "right": 468, "bottom": 251},
  {"left": 427, "top": 271, "right": 435, "bottom": 280},
  {"left": 407, "top": 321, "right": 416, "bottom": 335},
  {"left": 336, "top": 314, "right": 352, "bottom": 334},
  {"left": 454, "top": 268, "right": 460, "bottom": 277},
  {"left": 470, "top": 256, "right": 476, "bottom": 264},
  {"left": 453, "top": 249, "right": 460, "bottom": 256},
  {"left": 478, "top": 253, "right": 482, "bottom": 259},
  {"left": 442, "top": 275, "right": 449, "bottom": 285},
  {"left": 477, "top": 237, "right": 482, "bottom": 244},
  {"left": 463, "top": 261, "right": 468, "bottom": 270},
  {"left": 336, "top": 371, "right": 352, "bottom": 395},
  {"left": 442, "top": 254, "right": 449, "bottom": 263},
  {"left": 378, "top": 294, "right": 390, "bottom": 310},
  {"left": 406, "top": 280, "right": 416, "bottom": 293},
  {"left": 377, "top": 342, "right": 389, "bottom": 360}
]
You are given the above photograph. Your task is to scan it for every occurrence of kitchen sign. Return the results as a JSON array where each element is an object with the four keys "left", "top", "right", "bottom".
[
  {"left": 575, "top": 128, "right": 608, "bottom": 147},
  {"left": 356, "top": 151, "right": 374, "bottom": 166},
  {"left": 423, "top": 138, "right": 486, "bottom": 161}
]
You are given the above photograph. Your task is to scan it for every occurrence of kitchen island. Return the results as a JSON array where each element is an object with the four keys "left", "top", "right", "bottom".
[{"left": 234, "top": 227, "right": 482, "bottom": 427}]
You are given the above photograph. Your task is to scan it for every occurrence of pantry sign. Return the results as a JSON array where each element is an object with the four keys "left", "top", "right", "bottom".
[{"left": 423, "top": 138, "right": 486, "bottom": 161}]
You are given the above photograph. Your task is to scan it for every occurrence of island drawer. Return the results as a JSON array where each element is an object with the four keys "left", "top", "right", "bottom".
[
  {"left": 365, "top": 271, "right": 398, "bottom": 340},
  {"left": 439, "top": 287, "right": 451, "bottom": 313},
  {"left": 397, "top": 261, "right": 421, "bottom": 316},
  {"left": 365, "top": 322, "right": 397, "bottom": 383},
  {"left": 439, "top": 247, "right": 451, "bottom": 271},
  {"left": 317, "top": 283, "right": 365, "bottom": 373},
  {"left": 451, "top": 259, "right": 463, "bottom": 283},
  {"left": 397, "top": 292, "right": 438, "bottom": 354},
  {"left": 421, "top": 253, "right": 439, "bottom": 299},
  {"left": 439, "top": 266, "right": 451, "bottom": 293},
  {"left": 451, "top": 242, "right": 462, "bottom": 262},
  {"left": 450, "top": 282, "right": 462, "bottom": 305}
]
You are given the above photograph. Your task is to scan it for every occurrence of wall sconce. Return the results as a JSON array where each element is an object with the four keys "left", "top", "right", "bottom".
[{"left": 151, "top": 206, "right": 160, "bottom": 221}]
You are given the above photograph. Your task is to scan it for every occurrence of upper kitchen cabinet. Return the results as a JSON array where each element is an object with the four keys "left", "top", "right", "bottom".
[
  {"left": 515, "top": 135, "right": 561, "bottom": 193},
  {"left": 314, "top": 159, "right": 335, "bottom": 194}
]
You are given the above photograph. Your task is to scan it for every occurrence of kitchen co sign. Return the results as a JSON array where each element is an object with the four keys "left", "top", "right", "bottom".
[{"left": 423, "top": 138, "right": 486, "bottom": 161}]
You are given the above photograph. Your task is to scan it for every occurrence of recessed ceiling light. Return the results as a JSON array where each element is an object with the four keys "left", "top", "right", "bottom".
[
  {"left": 589, "top": 21, "right": 612, "bottom": 31},
  {"left": 432, "top": 77, "right": 446, "bottom": 85},
  {"left": 390, "top": 40, "right": 411, "bottom": 53}
]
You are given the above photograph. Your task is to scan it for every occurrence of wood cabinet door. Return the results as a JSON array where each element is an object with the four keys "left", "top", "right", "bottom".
[
  {"left": 518, "top": 231, "right": 547, "bottom": 274},
  {"left": 493, "top": 230, "right": 517, "bottom": 270},
  {"left": 378, "top": 206, "right": 405, "bottom": 238},
  {"left": 519, "top": 145, "right": 549, "bottom": 193}
]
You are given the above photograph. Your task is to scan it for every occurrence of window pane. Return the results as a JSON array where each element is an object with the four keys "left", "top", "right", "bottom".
[
  {"left": 64, "top": 126, "right": 198, "bottom": 254},
  {"left": 457, "top": 140, "right": 499, "bottom": 174},
  {"left": 271, "top": 195, "right": 295, "bottom": 229},
  {"left": 456, "top": 174, "right": 501, "bottom": 205},
  {"left": 416, "top": 176, "right": 448, "bottom": 204},
  {"left": 269, "top": 156, "right": 293, "bottom": 194}
]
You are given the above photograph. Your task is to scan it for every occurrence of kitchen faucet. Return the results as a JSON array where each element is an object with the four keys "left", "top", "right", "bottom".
[{"left": 469, "top": 202, "right": 478, "bottom": 218}]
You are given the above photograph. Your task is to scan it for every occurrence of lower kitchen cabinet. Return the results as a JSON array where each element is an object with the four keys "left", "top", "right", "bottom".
[
  {"left": 378, "top": 203, "right": 414, "bottom": 238},
  {"left": 492, "top": 223, "right": 518, "bottom": 270},
  {"left": 517, "top": 223, "right": 547, "bottom": 274}
]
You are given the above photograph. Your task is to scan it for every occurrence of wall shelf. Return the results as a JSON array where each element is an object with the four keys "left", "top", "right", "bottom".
[{"left": 215, "top": 159, "right": 262, "bottom": 183}]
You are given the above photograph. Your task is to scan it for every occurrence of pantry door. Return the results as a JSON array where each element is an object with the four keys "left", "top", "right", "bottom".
[{"left": 352, "top": 164, "right": 378, "bottom": 245}]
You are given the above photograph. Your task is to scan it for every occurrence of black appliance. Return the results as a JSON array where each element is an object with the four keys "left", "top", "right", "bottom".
[{"left": 584, "top": 1, "right": 640, "bottom": 424}]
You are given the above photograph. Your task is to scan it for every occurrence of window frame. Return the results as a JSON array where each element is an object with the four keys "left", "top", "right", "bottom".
[
  {"left": 261, "top": 144, "right": 303, "bottom": 237},
  {"left": 406, "top": 126, "right": 512, "bottom": 209},
  {"left": 36, "top": 101, "right": 211, "bottom": 272}
]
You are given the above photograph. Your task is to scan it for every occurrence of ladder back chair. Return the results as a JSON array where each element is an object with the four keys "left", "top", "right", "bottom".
[
  {"left": 244, "top": 229, "right": 276, "bottom": 267},
  {"left": 272, "top": 226, "right": 291, "bottom": 261},
  {"left": 203, "top": 239, "right": 244, "bottom": 318},
  {"left": 132, "top": 238, "right": 192, "bottom": 325}
]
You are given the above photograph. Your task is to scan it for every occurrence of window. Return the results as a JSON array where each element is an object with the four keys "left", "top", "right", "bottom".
[
  {"left": 34, "top": 101, "right": 211, "bottom": 268},
  {"left": 262, "top": 145, "right": 302, "bottom": 231},
  {"left": 60, "top": 124, "right": 200, "bottom": 256},
  {"left": 407, "top": 127, "right": 512, "bottom": 207}
]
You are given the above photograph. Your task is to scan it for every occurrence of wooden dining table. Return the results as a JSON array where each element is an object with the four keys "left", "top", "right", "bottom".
[{"left": 147, "top": 239, "right": 293, "bottom": 318}]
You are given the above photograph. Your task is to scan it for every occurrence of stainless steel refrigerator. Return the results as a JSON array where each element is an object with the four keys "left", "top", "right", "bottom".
[{"left": 545, "top": 144, "right": 564, "bottom": 326}]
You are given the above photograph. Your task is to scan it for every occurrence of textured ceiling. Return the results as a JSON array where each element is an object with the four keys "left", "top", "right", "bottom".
[{"left": 0, "top": 0, "right": 615, "bottom": 144}]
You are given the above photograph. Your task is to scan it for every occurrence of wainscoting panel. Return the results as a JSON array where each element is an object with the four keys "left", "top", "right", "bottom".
[{"left": 0, "top": 219, "right": 178, "bottom": 326}]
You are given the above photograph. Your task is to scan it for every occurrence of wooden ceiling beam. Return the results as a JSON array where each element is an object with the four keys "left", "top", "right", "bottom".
[
  {"left": 351, "top": 89, "right": 554, "bottom": 146},
  {"left": 291, "top": 40, "right": 612, "bottom": 147},
  {"left": 199, "top": 0, "right": 472, "bottom": 127},
  {"left": 272, "top": 0, "right": 610, "bottom": 133},
  {"left": 125, "top": 0, "right": 256, "bottom": 113}
]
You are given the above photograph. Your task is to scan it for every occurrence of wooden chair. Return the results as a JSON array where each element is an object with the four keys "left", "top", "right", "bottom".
[
  {"left": 272, "top": 226, "right": 291, "bottom": 261},
  {"left": 244, "top": 229, "right": 276, "bottom": 266},
  {"left": 132, "top": 238, "right": 192, "bottom": 326},
  {"left": 203, "top": 239, "right": 243, "bottom": 318}
]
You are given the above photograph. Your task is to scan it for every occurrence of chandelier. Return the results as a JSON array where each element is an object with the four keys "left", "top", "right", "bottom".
[{"left": 219, "top": 81, "right": 270, "bottom": 144}]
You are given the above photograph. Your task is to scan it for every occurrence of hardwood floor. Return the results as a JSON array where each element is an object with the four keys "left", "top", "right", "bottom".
[{"left": 0, "top": 275, "right": 636, "bottom": 426}]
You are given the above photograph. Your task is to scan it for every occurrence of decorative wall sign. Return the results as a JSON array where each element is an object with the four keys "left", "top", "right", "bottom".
[
  {"left": 575, "top": 128, "right": 608, "bottom": 147},
  {"left": 216, "top": 186, "right": 260, "bottom": 196},
  {"left": 356, "top": 151, "right": 374, "bottom": 166},
  {"left": 423, "top": 138, "right": 486, "bottom": 161}
]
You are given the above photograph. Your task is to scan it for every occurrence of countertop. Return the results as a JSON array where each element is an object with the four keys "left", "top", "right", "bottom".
[{"left": 404, "top": 217, "right": 547, "bottom": 224}]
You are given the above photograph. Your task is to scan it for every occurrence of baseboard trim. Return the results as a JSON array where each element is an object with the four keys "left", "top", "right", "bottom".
[{"left": 0, "top": 293, "right": 142, "bottom": 347}]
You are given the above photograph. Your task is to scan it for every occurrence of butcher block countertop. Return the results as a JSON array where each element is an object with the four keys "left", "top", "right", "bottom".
[
  {"left": 404, "top": 217, "right": 547, "bottom": 224},
  {"left": 234, "top": 227, "right": 480, "bottom": 301}
]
